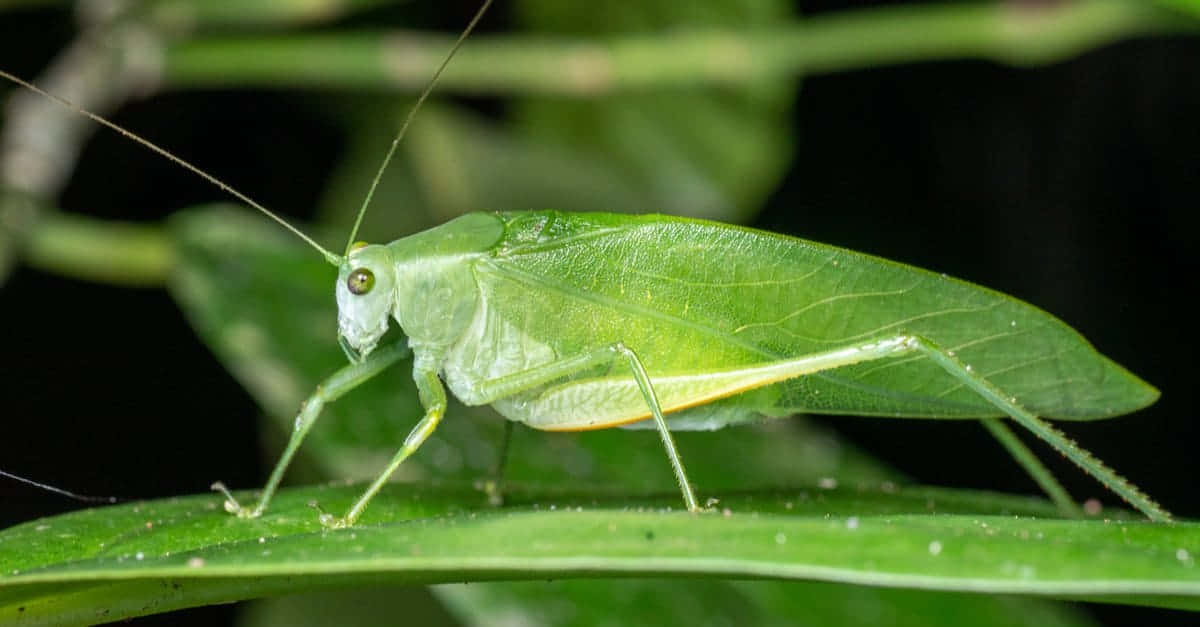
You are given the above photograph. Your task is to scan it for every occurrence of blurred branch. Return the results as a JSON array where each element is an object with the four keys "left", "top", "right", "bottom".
[
  {"left": 0, "top": 21, "right": 163, "bottom": 283},
  {"left": 5, "top": 0, "right": 1194, "bottom": 288},
  {"left": 141, "top": 0, "right": 397, "bottom": 30},
  {"left": 163, "top": 0, "right": 1194, "bottom": 95},
  {"left": 23, "top": 212, "right": 173, "bottom": 286}
]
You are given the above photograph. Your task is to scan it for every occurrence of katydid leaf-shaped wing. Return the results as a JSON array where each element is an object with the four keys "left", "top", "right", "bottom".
[{"left": 481, "top": 211, "right": 1157, "bottom": 421}]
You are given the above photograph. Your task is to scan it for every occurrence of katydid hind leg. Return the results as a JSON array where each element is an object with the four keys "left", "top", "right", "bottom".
[
  {"left": 494, "top": 333, "right": 1167, "bottom": 520},
  {"left": 215, "top": 343, "right": 409, "bottom": 519},
  {"left": 905, "top": 334, "right": 1171, "bottom": 522}
]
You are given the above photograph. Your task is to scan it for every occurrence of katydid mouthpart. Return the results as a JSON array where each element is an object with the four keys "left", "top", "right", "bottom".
[{"left": 0, "top": 0, "right": 1170, "bottom": 528}]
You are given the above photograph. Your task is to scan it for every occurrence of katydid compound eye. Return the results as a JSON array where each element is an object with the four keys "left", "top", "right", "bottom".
[{"left": 347, "top": 268, "right": 375, "bottom": 295}]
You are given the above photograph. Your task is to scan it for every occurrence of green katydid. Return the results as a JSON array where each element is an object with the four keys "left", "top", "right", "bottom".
[{"left": 0, "top": 1, "right": 1170, "bottom": 528}]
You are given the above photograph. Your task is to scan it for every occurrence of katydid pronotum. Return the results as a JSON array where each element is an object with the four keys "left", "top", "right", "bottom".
[{"left": 0, "top": 2, "right": 1170, "bottom": 527}]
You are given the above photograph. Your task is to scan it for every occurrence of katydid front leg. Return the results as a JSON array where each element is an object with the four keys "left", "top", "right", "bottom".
[{"left": 213, "top": 342, "right": 409, "bottom": 519}]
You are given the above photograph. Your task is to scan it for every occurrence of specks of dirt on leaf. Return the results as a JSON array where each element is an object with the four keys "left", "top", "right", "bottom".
[
  {"left": 722, "top": 508, "right": 732, "bottom": 518},
  {"left": 818, "top": 477, "right": 837, "bottom": 490},
  {"left": 186, "top": 557, "right": 205, "bottom": 569},
  {"left": 644, "top": 530, "right": 655, "bottom": 541},
  {"left": 846, "top": 516, "right": 859, "bottom": 530},
  {"left": 928, "top": 540, "right": 943, "bottom": 556}
]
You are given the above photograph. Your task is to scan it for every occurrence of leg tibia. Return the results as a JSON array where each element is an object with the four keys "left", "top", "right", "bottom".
[
  {"left": 907, "top": 334, "right": 1170, "bottom": 522},
  {"left": 325, "top": 366, "right": 447, "bottom": 528},
  {"left": 612, "top": 342, "right": 699, "bottom": 512}
]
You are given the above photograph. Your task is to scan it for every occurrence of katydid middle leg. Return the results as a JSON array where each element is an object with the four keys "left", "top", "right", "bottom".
[{"left": 466, "top": 342, "right": 701, "bottom": 512}]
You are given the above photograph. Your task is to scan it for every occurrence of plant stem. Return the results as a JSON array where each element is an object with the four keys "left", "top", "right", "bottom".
[
  {"left": 164, "top": 0, "right": 1191, "bottom": 95},
  {"left": 8, "top": 0, "right": 1194, "bottom": 287},
  {"left": 24, "top": 212, "right": 173, "bottom": 287}
]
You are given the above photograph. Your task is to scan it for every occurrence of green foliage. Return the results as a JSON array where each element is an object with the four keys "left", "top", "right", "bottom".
[
  {"left": 1, "top": 205, "right": 1190, "bottom": 623},
  {"left": 1, "top": 0, "right": 1195, "bottom": 624},
  {"left": 1155, "top": 0, "right": 1200, "bottom": 17},
  {"left": 4, "top": 480, "right": 1199, "bottom": 624}
]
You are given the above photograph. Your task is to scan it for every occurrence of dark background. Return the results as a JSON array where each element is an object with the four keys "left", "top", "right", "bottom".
[{"left": 1, "top": 1, "right": 1197, "bottom": 625}]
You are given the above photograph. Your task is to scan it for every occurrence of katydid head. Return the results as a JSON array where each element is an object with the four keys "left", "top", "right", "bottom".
[
  {"left": 2, "top": 0, "right": 493, "bottom": 366},
  {"left": 326, "top": 0, "right": 493, "bottom": 363},
  {"left": 335, "top": 243, "right": 396, "bottom": 361}
]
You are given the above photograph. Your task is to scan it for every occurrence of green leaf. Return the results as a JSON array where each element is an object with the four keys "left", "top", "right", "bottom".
[
  {"left": 241, "top": 578, "right": 1096, "bottom": 627},
  {"left": 512, "top": 0, "right": 794, "bottom": 223},
  {"left": 311, "top": 0, "right": 796, "bottom": 237},
  {"left": 1154, "top": 0, "right": 1200, "bottom": 17},
  {"left": 433, "top": 579, "right": 1096, "bottom": 627},
  {"left": 1, "top": 482, "right": 1196, "bottom": 625}
]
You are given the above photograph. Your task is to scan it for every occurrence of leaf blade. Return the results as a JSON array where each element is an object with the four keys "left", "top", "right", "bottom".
[{"left": 1, "top": 484, "right": 1196, "bottom": 624}]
